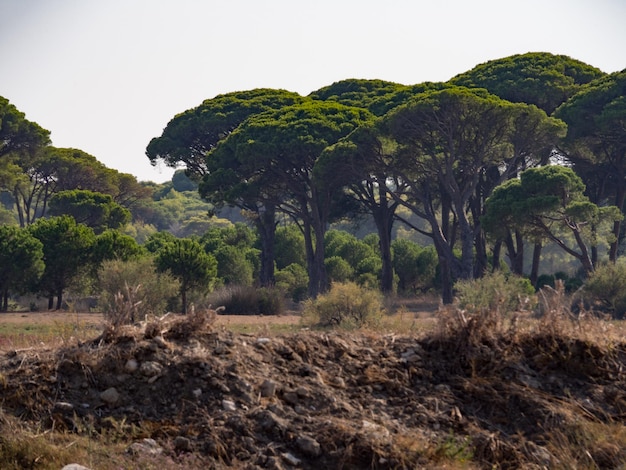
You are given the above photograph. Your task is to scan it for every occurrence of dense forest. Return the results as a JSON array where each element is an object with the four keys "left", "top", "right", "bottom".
[{"left": 1, "top": 52, "right": 625, "bottom": 314}]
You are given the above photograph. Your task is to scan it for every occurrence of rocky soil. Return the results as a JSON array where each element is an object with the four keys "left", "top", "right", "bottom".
[{"left": 1, "top": 309, "right": 626, "bottom": 469}]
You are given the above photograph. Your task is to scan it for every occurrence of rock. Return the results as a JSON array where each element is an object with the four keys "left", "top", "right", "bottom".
[
  {"left": 222, "top": 399, "right": 236, "bottom": 411},
  {"left": 53, "top": 401, "right": 74, "bottom": 413},
  {"left": 100, "top": 387, "right": 120, "bottom": 404},
  {"left": 256, "top": 409, "right": 288, "bottom": 434},
  {"left": 281, "top": 452, "right": 301, "bottom": 466},
  {"left": 174, "top": 435, "right": 192, "bottom": 452},
  {"left": 140, "top": 361, "right": 163, "bottom": 377},
  {"left": 297, "top": 435, "right": 321, "bottom": 457},
  {"left": 124, "top": 359, "right": 138, "bottom": 373},
  {"left": 61, "top": 465, "right": 92, "bottom": 470},
  {"left": 331, "top": 376, "right": 346, "bottom": 388},
  {"left": 127, "top": 438, "right": 163, "bottom": 456},
  {"left": 282, "top": 390, "right": 299, "bottom": 406},
  {"left": 260, "top": 379, "right": 278, "bottom": 397},
  {"left": 153, "top": 336, "right": 169, "bottom": 349}
]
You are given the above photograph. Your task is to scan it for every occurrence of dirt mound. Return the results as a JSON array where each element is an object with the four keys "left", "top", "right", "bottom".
[{"left": 1, "top": 311, "right": 626, "bottom": 469}]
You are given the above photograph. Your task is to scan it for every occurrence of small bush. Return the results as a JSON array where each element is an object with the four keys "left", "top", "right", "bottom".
[
  {"left": 325, "top": 256, "right": 354, "bottom": 283},
  {"left": 302, "top": 282, "right": 384, "bottom": 329},
  {"left": 98, "top": 257, "right": 179, "bottom": 324},
  {"left": 583, "top": 259, "right": 626, "bottom": 318},
  {"left": 454, "top": 271, "right": 535, "bottom": 315},
  {"left": 275, "top": 263, "right": 309, "bottom": 302},
  {"left": 208, "top": 285, "right": 284, "bottom": 315}
]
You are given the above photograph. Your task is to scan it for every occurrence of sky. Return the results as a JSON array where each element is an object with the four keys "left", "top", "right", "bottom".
[{"left": 1, "top": 0, "right": 625, "bottom": 184}]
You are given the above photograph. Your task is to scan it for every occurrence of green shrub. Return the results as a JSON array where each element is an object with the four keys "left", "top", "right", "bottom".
[
  {"left": 275, "top": 263, "right": 309, "bottom": 301},
  {"left": 213, "top": 244, "right": 254, "bottom": 286},
  {"left": 302, "top": 282, "right": 384, "bottom": 329},
  {"left": 208, "top": 285, "right": 284, "bottom": 315},
  {"left": 583, "top": 260, "right": 626, "bottom": 318},
  {"left": 97, "top": 257, "right": 179, "bottom": 323},
  {"left": 454, "top": 271, "right": 535, "bottom": 314},
  {"left": 325, "top": 256, "right": 354, "bottom": 283}
]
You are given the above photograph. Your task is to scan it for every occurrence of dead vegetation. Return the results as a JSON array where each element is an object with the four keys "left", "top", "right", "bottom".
[{"left": 0, "top": 288, "right": 626, "bottom": 469}]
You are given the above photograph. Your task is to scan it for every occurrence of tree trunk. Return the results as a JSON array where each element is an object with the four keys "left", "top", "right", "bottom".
[
  {"left": 255, "top": 205, "right": 277, "bottom": 287},
  {"left": 48, "top": 295, "right": 54, "bottom": 310},
  {"left": 439, "top": 256, "right": 454, "bottom": 304},
  {"left": 379, "top": 226, "right": 394, "bottom": 293},
  {"left": 181, "top": 286, "right": 188, "bottom": 314},
  {"left": 504, "top": 230, "right": 525, "bottom": 275},
  {"left": 530, "top": 242, "right": 542, "bottom": 287},
  {"left": 309, "top": 221, "right": 328, "bottom": 298},
  {"left": 491, "top": 240, "right": 502, "bottom": 272},
  {"left": 473, "top": 229, "right": 488, "bottom": 278},
  {"left": 55, "top": 289, "right": 63, "bottom": 310},
  {"left": 371, "top": 195, "right": 396, "bottom": 294},
  {"left": 610, "top": 173, "right": 626, "bottom": 262},
  {"left": 2, "top": 289, "right": 8, "bottom": 312}
]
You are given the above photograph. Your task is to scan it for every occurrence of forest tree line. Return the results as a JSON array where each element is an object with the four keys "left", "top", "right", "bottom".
[{"left": 1, "top": 52, "right": 625, "bottom": 312}]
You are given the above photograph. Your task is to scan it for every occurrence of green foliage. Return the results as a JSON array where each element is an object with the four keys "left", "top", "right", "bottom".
[
  {"left": 208, "top": 285, "right": 284, "bottom": 315},
  {"left": 454, "top": 271, "right": 535, "bottom": 314},
  {"left": 93, "top": 229, "right": 143, "bottom": 263},
  {"left": 449, "top": 52, "right": 604, "bottom": 114},
  {"left": 144, "top": 231, "right": 177, "bottom": 253},
  {"left": 308, "top": 78, "right": 407, "bottom": 115},
  {"left": 154, "top": 237, "right": 218, "bottom": 313},
  {"left": 583, "top": 259, "right": 626, "bottom": 318},
  {"left": 0, "top": 96, "right": 50, "bottom": 157},
  {"left": 325, "top": 256, "right": 354, "bottom": 283},
  {"left": 147, "top": 88, "right": 305, "bottom": 177},
  {"left": 275, "top": 263, "right": 309, "bottom": 302},
  {"left": 213, "top": 244, "right": 254, "bottom": 286},
  {"left": 49, "top": 189, "right": 131, "bottom": 233},
  {"left": 0, "top": 225, "right": 44, "bottom": 310},
  {"left": 302, "top": 282, "right": 384, "bottom": 329},
  {"left": 97, "top": 257, "right": 180, "bottom": 321},
  {"left": 202, "top": 222, "right": 257, "bottom": 252},
  {"left": 201, "top": 223, "right": 259, "bottom": 286},
  {"left": 28, "top": 215, "right": 96, "bottom": 309},
  {"left": 275, "top": 224, "right": 306, "bottom": 269},
  {"left": 324, "top": 229, "right": 382, "bottom": 286},
  {"left": 391, "top": 239, "right": 437, "bottom": 293},
  {"left": 171, "top": 169, "right": 197, "bottom": 191},
  {"left": 484, "top": 165, "right": 623, "bottom": 273}
]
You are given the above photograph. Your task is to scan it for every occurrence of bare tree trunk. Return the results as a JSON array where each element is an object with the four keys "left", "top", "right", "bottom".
[
  {"left": 255, "top": 205, "right": 277, "bottom": 287},
  {"left": 530, "top": 242, "right": 542, "bottom": 287},
  {"left": 55, "top": 288, "right": 63, "bottom": 310}
]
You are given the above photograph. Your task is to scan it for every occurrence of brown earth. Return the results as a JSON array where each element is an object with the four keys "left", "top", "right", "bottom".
[{"left": 1, "top": 308, "right": 626, "bottom": 469}]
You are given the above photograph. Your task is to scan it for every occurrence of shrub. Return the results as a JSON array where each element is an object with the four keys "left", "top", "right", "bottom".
[
  {"left": 208, "top": 285, "right": 284, "bottom": 315},
  {"left": 213, "top": 244, "right": 254, "bottom": 286},
  {"left": 454, "top": 271, "right": 535, "bottom": 314},
  {"left": 302, "top": 282, "right": 384, "bottom": 329},
  {"left": 583, "top": 259, "right": 626, "bottom": 318},
  {"left": 392, "top": 239, "right": 437, "bottom": 293},
  {"left": 275, "top": 263, "right": 309, "bottom": 302},
  {"left": 97, "top": 257, "right": 179, "bottom": 323},
  {"left": 325, "top": 256, "right": 354, "bottom": 283}
]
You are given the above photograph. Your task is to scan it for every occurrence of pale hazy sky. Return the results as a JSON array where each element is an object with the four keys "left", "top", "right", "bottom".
[{"left": 1, "top": 0, "right": 625, "bottom": 183}]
